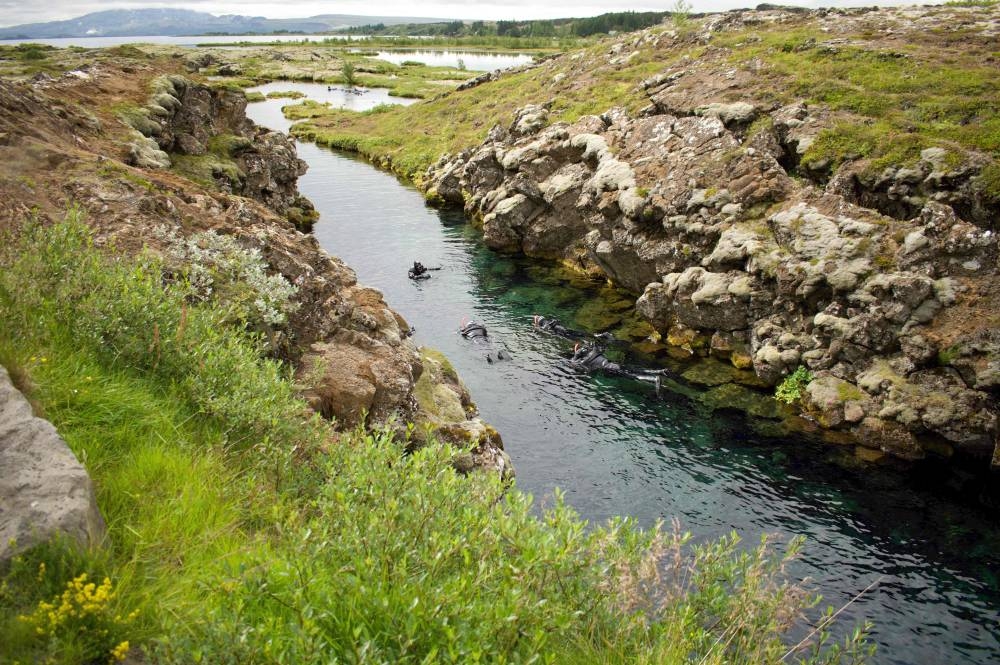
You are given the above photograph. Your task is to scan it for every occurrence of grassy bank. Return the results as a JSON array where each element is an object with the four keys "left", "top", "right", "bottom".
[
  {"left": 0, "top": 213, "right": 871, "bottom": 663},
  {"left": 286, "top": 7, "right": 1000, "bottom": 184},
  {"left": 200, "top": 47, "right": 489, "bottom": 99},
  {"left": 286, "top": 38, "right": 668, "bottom": 178},
  {"left": 196, "top": 35, "right": 581, "bottom": 52}
]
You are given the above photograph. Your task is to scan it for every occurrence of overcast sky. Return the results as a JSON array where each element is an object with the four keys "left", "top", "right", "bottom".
[{"left": 0, "top": 0, "right": 931, "bottom": 28}]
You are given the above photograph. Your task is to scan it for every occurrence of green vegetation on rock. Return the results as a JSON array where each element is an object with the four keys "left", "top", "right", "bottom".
[{"left": 776, "top": 366, "right": 815, "bottom": 405}]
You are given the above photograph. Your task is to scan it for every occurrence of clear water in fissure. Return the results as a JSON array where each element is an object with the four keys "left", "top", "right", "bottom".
[
  {"left": 246, "top": 88, "right": 1000, "bottom": 664},
  {"left": 371, "top": 50, "right": 533, "bottom": 70}
]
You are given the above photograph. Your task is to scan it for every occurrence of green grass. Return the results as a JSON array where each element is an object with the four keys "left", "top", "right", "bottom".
[
  {"left": 290, "top": 10, "right": 999, "bottom": 182},
  {"left": 709, "top": 23, "right": 1000, "bottom": 170},
  {"left": 197, "top": 35, "right": 580, "bottom": 52},
  {"left": 944, "top": 0, "right": 997, "bottom": 6},
  {"left": 97, "top": 162, "right": 159, "bottom": 193},
  {"left": 206, "top": 48, "right": 498, "bottom": 100},
  {"left": 0, "top": 211, "right": 323, "bottom": 664},
  {"left": 285, "top": 38, "right": 680, "bottom": 179},
  {"left": 264, "top": 90, "right": 306, "bottom": 99},
  {"left": 0, "top": 212, "right": 872, "bottom": 663}
]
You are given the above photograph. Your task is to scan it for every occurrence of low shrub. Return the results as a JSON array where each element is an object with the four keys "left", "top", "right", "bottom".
[
  {"left": 157, "top": 426, "right": 873, "bottom": 664},
  {"left": 0, "top": 210, "right": 314, "bottom": 452},
  {"left": 776, "top": 366, "right": 815, "bottom": 404}
]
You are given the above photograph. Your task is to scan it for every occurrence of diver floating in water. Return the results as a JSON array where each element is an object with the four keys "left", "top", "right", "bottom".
[
  {"left": 459, "top": 318, "right": 509, "bottom": 363},
  {"left": 409, "top": 261, "right": 430, "bottom": 280},
  {"left": 532, "top": 314, "right": 585, "bottom": 339},
  {"left": 408, "top": 261, "right": 443, "bottom": 281},
  {"left": 570, "top": 340, "right": 670, "bottom": 391},
  {"left": 532, "top": 314, "right": 616, "bottom": 344}
]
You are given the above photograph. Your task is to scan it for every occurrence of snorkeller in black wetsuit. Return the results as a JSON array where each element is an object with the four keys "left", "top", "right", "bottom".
[
  {"left": 532, "top": 314, "right": 617, "bottom": 344},
  {"left": 570, "top": 340, "right": 669, "bottom": 391},
  {"left": 408, "top": 261, "right": 430, "bottom": 280},
  {"left": 459, "top": 318, "right": 508, "bottom": 363},
  {"left": 459, "top": 319, "right": 488, "bottom": 339},
  {"left": 532, "top": 315, "right": 583, "bottom": 339}
]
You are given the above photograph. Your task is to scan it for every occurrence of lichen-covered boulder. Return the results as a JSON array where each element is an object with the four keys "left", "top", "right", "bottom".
[{"left": 0, "top": 367, "right": 105, "bottom": 562}]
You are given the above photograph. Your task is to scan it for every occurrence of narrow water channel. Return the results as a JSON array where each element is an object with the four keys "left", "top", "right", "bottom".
[{"left": 247, "top": 85, "right": 1000, "bottom": 664}]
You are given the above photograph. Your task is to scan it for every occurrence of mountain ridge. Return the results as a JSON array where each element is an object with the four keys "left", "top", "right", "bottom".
[{"left": 0, "top": 8, "right": 451, "bottom": 39}]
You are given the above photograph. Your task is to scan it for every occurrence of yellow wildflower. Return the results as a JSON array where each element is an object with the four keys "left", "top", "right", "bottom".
[{"left": 110, "top": 641, "right": 130, "bottom": 662}]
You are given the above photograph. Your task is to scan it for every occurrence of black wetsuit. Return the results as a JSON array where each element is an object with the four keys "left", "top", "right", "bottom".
[
  {"left": 571, "top": 343, "right": 624, "bottom": 374},
  {"left": 459, "top": 321, "right": 506, "bottom": 362},
  {"left": 532, "top": 315, "right": 583, "bottom": 339},
  {"left": 408, "top": 262, "right": 430, "bottom": 280},
  {"left": 570, "top": 342, "right": 666, "bottom": 385},
  {"left": 460, "top": 321, "right": 489, "bottom": 340}
]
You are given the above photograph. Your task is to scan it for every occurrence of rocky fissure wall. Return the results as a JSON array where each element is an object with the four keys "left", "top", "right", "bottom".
[
  {"left": 0, "top": 67, "right": 508, "bottom": 478},
  {"left": 425, "top": 96, "right": 1000, "bottom": 468},
  {"left": 122, "top": 74, "right": 318, "bottom": 228}
]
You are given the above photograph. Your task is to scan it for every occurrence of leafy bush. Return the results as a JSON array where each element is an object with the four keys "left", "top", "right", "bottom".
[
  {"left": 0, "top": 539, "right": 139, "bottom": 665},
  {"left": 776, "top": 366, "right": 815, "bottom": 404},
  {"left": 15, "top": 44, "right": 50, "bottom": 61},
  {"left": 156, "top": 426, "right": 872, "bottom": 664},
  {"left": 154, "top": 225, "right": 299, "bottom": 329},
  {"left": 976, "top": 161, "right": 1000, "bottom": 203},
  {"left": 16, "top": 573, "right": 136, "bottom": 662},
  {"left": 0, "top": 211, "right": 312, "bottom": 450},
  {"left": 671, "top": 0, "right": 693, "bottom": 28}
]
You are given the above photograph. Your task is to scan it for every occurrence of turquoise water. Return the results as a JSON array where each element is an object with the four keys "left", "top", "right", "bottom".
[{"left": 247, "top": 95, "right": 1000, "bottom": 665}]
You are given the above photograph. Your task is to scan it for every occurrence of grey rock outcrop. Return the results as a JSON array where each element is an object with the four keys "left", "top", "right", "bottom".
[
  {"left": 0, "top": 367, "right": 105, "bottom": 562},
  {"left": 425, "top": 94, "right": 1000, "bottom": 466},
  {"left": 121, "top": 75, "right": 315, "bottom": 222}
]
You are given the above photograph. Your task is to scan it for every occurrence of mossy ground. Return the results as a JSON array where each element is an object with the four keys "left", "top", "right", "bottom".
[
  {"left": 286, "top": 36, "right": 677, "bottom": 178},
  {"left": 284, "top": 6, "right": 1000, "bottom": 184},
  {"left": 707, "top": 24, "right": 1000, "bottom": 172}
]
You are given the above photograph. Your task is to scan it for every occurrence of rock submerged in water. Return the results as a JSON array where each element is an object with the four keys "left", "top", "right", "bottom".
[{"left": 0, "top": 367, "right": 105, "bottom": 562}]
